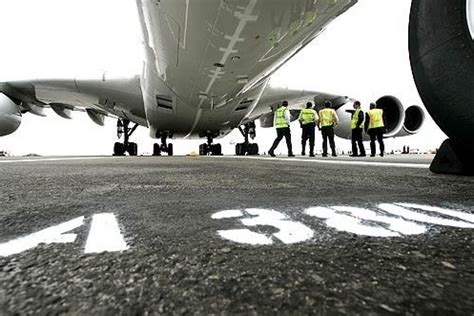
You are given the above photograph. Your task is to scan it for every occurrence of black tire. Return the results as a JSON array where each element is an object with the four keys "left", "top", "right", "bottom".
[
  {"left": 113, "top": 142, "right": 125, "bottom": 156},
  {"left": 199, "top": 144, "right": 207, "bottom": 156},
  {"left": 235, "top": 143, "right": 242, "bottom": 156},
  {"left": 409, "top": 0, "right": 474, "bottom": 151},
  {"left": 128, "top": 142, "right": 138, "bottom": 156},
  {"left": 167, "top": 143, "right": 174, "bottom": 156},
  {"left": 153, "top": 143, "right": 161, "bottom": 156},
  {"left": 250, "top": 143, "right": 259, "bottom": 155},
  {"left": 212, "top": 144, "right": 222, "bottom": 156}
]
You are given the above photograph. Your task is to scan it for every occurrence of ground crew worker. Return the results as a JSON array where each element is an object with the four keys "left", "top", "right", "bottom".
[
  {"left": 366, "top": 102, "right": 385, "bottom": 157},
  {"left": 298, "top": 102, "right": 319, "bottom": 157},
  {"left": 319, "top": 100, "right": 339, "bottom": 157},
  {"left": 269, "top": 101, "right": 295, "bottom": 157},
  {"left": 350, "top": 101, "right": 366, "bottom": 157}
]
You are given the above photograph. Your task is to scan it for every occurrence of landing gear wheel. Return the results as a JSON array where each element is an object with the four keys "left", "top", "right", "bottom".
[
  {"left": 153, "top": 143, "right": 161, "bottom": 156},
  {"left": 199, "top": 144, "right": 208, "bottom": 156},
  {"left": 167, "top": 143, "right": 174, "bottom": 156},
  {"left": 211, "top": 144, "right": 222, "bottom": 156},
  {"left": 127, "top": 142, "right": 138, "bottom": 156},
  {"left": 409, "top": 0, "right": 474, "bottom": 174},
  {"left": 113, "top": 142, "right": 126, "bottom": 156},
  {"left": 235, "top": 142, "right": 259, "bottom": 156},
  {"left": 236, "top": 143, "right": 243, "bottom": 156},
  {"left": 250, "top": 143, "right": 259, "bottom": 155}
]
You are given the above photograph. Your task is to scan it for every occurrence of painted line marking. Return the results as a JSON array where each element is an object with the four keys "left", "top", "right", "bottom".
[
  {"left": 0, "top": 157, "right": 119, "bottom": 164},
  {"left": 220, "top": 156, "right": 431, "bottom": 169},
  {"left": 215, "top": 208, "right": 314, "bottom": 245},
  {"left": 213, "top": 203, "right": 474, "bottom": 244},
  {"left": 0, "top": 213, "right": 128, "bottom": 257},
  {"left": 84, "top": 213, "right": 129, "bottom": 254},
  {"left": 0, "top": 217, "right": 84, "bottom": 257}
]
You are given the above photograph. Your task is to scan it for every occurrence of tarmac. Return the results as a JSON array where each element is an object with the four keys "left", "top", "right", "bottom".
[{"left": 0, "top": 154, "right": 473, "bottom": 314}]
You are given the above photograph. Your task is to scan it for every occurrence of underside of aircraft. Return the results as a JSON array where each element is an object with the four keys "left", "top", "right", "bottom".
[{"left": 0, "top": 0, "right": 472, "bottom": 175}]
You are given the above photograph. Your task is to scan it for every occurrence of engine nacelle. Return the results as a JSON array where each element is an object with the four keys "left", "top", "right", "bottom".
[
  {"left": 0, "top": 93, "right": 22, "bottom": 136},
  {"left": 392, "top": 105, "right": 425, "bottom": 137},
  {"left": 334, "top": 95, "right": 405, "bottom": 139}
]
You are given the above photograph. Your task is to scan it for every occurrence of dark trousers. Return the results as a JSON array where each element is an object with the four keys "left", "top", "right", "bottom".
[
  {"left": 269, "top": 127, "right": 293, "bottom": 155},
  {"left": 369, "top": 127, "right": 385, "bottom": 156},
  {"left": 321, "top": 126, "right": 336, "bottom": 155},
  {"left": 301, "top": 123, "right": 315, "bottom": 155},
  {"left": 351, "top": 128, "right": 366, "bottom": 156}
]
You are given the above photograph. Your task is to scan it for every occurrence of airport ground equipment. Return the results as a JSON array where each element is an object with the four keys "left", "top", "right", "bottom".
[{"left": 409, "top": 0, "right": 474, "bottom": 175}]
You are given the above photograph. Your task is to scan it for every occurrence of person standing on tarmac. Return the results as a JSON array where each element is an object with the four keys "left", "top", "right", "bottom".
[
  {"left": 349, "top": 101, "right": 366, "bottom": 157},
  {"left": 366, "top": 102, "right": 386, "bottom": 157},
  {"left": 319, "top": 100, "right": 339, "bottom": 157},
  {"left": 269, "top": 101, "right": 295, "bottom": 157},
  {"left": 298, "top": 102, "right": 319, "bottom": 157}
]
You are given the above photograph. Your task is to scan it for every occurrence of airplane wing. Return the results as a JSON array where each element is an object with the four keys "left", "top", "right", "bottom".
[{"left": 0, "top": 75, "right": 147, "bottom": 131}]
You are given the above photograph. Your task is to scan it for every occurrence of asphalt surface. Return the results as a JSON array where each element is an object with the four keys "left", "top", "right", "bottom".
[{"left": 0, "top": 155, "right": 473, "bottom": 315}]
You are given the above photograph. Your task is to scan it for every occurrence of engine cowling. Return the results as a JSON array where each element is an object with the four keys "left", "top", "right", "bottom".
[
  {"left": 335, "top": 95, "right": 405, "bottom": 139},
  {"left": 0, "top": 93, "right": 22, "bottom": 136},
  {"left": 392, "top": 105, "right": 425, "bottom": 137}
]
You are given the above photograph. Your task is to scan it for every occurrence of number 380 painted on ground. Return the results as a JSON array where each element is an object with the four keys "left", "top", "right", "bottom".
[{"left": 212, "top": 203, "right": 474, "bottom": 245}]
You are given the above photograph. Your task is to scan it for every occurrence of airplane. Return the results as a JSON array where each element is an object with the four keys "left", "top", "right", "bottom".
[{"left": 2, "top": 0, "right": 460, "bottom": 164}]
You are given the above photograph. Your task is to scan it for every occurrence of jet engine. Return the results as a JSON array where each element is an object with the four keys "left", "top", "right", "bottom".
[
  {"left": 409, "top": 0, "right": 474, "bottom": 174},
  {"left": 393, "top": 105, "right": 425, "bottom": 137},
  {"left": 0, "top": 93, "right": 21, "bottom": 136},
  {"left": 335, "top": 95, "right": 405, "bottom": 139}
]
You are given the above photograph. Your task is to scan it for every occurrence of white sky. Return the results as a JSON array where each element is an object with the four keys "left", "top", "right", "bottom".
[{"left": 0, "top": 0, "right": 446, "bottom": 156}]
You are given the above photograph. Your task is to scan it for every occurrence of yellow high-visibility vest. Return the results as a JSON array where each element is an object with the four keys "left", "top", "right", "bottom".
[
  {"left": 351, "top": 108, "right": 363, "bottom": 129},
  {"left": 368, "top": 109, "right": 384, "bottom": 129},
  {"left": 319, "top": 108, "right": 336, "bottom": 127},
  {"left": 299, "top": 108, "right": 317, "bottom": 125},
  {"left": 275, "top": 107, "right": 289, "bottom": 128}
]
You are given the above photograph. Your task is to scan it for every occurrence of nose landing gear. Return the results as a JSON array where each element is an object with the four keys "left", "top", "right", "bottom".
[
  {"left": 113, "top": 119, "right": 139, "bottom": 156},
  {"left": 235, "top": 122, "right": 259, "bottom": 156}
]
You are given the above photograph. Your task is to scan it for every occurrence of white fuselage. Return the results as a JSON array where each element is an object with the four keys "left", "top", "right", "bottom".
[{"left": 136, "top": 0, "right": 357, "bottom": 138}]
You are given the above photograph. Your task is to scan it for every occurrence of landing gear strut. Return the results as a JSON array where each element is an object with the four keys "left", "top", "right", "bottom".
[
  {"left": 153, "top": 132, "right": 173, "bottom": 156},
  {"left": 113, "top": 119, "right": 139, "bottom": 156},
  {"left": 235, "top": 122, "right": 259, "bottom": 156},
  {"left": 199, "top": 135, "right": 222, "bottom": 156}
]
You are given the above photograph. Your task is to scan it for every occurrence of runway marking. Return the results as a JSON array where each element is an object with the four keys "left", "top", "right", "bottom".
[
  {"left": 213, "top": 203, "right": 474, "bottom": 243},
  {"left": 213, "top": 208, "right": 314, "bottom": 245},
  {"left": 0, "top": 213, "right": 128, "bottom": 257},
  {"left": 84, "top": 213, "right": 129, "bottom": 254},
  {"left": 0, "top": 217, "right": 84, "bottom": 257},
  {"left": 0, "top": 157, "right": 117, "bottom": 164},
  {"left": 220, "top": 156, "right": 431, "bottom": 169}
]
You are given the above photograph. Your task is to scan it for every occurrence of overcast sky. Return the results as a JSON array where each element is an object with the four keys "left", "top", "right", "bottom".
[{"left": 0, "top": 0, "right": 446, "bottom": 156}]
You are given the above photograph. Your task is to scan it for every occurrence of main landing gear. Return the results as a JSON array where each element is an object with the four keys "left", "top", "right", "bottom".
[
  {"left": 235, "top": 122, "right": 259, "bottom": 156},
  {"left": 199, "top": 134, "right": 222, "bottom": 156},
  {"left": 153, "top": 132, "right": 173, "bottom": 156},
  {"left": 113, "top": 119, "right": 139, "bottom": 156}
]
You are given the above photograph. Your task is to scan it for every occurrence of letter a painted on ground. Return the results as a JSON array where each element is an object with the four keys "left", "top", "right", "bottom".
[{"left": 0, "top": 216, "right": 85, "bottom": 257}]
